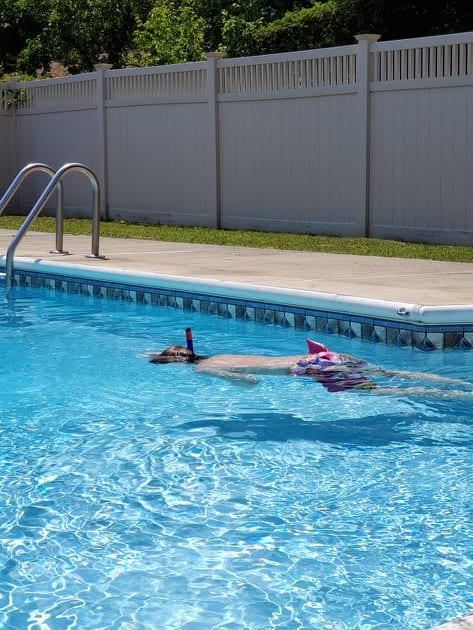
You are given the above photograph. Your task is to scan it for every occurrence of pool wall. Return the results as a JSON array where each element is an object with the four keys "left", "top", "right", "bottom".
[{"left": 8, "top": 258, "right": 473, "bottom": 351}]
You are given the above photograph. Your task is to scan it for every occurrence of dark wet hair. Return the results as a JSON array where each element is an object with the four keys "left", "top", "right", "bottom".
[{"left": 149, "top": 345, "right": 208, "bottom": 364}]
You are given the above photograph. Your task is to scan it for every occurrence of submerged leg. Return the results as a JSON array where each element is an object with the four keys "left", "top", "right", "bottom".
[
  {"left": 363, "top": 365, "right": 473, "bottom": 388},
  {"left": 370, "top": 386, "right": 473, "bottom": 399}
]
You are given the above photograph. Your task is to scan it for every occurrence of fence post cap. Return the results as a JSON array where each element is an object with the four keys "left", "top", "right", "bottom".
[
  {"left": 205, "top": 52, "right": 225, "bottom": 60},
  {"left": 355, "top": 34, "right": 381, "bottom": 43},
  {"left": 6, "top": 76, "right": 20, "bottom": 87}
]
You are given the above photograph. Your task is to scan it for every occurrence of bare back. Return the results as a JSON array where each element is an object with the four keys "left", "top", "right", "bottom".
[{"left": 194, "top": 354, "right": 301, "bottom": 382}]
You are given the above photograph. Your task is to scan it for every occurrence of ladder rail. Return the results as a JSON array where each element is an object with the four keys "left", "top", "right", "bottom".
[
  {"left": 5, "top": 162, "right": 102, "bottom": 290},
  {"left": 0, "top": 162, "right": 66, "bottom": 253}
]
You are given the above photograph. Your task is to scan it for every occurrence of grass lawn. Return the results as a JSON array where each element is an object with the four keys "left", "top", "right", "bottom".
[{"left": 0, "top": 215, "right": 472, "bottom": 263}]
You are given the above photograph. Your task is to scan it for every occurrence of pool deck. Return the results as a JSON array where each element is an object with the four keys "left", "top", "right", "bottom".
[
  {"left": 1, "top": 229, "right": 473, "bottom": 629},
  {"left": 432, "top": 616, "right": 473, "bottom": 629},
  {"left": 1, "top": 229, "right": 472, "bottom": 308}
]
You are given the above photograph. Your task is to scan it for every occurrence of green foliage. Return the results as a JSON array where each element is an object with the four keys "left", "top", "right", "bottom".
[
  {"left": 221, "top": 14, "right": 263, "bottom": 57},
  {"left": 1, "top": 0, "right": 473, "bottom": 76},
  {"left": 0, "top": 216, "right": 472, "bottom": 262},
  {"left": 4, "top": 0, "right": 139, "bottom": 75},
  {"left": 334, "top": 0, "right": 473, "bottom": 40},
  {"left": 130, "top": 0, "right": 206, "bottom": 66},
  {"left": 0, "top": 86, "right": 28, "bottom": 109},
  {"left": 220, "top": 0, "right": 315, "bottom": 57},
  {"left": 222, "top": 0, "right": 473, "bottom": 58},
  {"left": 0, "top": 0, "right": 36, "bottom": 73},
  {"left": 249, "top": 1, "right": 354, "bottom": 55}
]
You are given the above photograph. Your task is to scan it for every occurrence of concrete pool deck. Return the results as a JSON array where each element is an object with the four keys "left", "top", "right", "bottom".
[
  {"left": 1, "top": 228, "right": 473, "bottom": 629},
  {"left": 0, "top": 229, "right": 472, "bottom": 308},
  {"left": 432, "top": 616, "right": 473, "bottom": 629}
]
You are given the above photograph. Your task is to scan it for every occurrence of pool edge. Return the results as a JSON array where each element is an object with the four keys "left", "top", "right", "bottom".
[{"left": 5, "top": 257, "right": 473, "bottom": 351}]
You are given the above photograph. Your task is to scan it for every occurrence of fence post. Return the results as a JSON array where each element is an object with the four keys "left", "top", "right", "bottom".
[
  {"left": 5, "top": 77, "right": 20, "bottom": 207},
  {"left": 205, "top": 52, "right": 225, "bottom": 229},
  {"left": 94, "top": 63, "right": 113, "bottom": 221},
  {"left": 355, "top": 34, "right": 380, "bottom": 237}
]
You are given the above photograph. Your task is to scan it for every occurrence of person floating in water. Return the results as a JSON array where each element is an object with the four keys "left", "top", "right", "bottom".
[{"left": 144, "top": 334, "right": 473, "bottom": 397}]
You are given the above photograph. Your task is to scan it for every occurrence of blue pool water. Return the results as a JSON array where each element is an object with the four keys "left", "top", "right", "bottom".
[{"left": 1, "top": 285, "right": 473, "bottom": 629}]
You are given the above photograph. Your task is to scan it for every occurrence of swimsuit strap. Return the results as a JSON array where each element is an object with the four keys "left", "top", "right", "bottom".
[{"left": 296, "top": 352, "right": 344, "bottom": 369}]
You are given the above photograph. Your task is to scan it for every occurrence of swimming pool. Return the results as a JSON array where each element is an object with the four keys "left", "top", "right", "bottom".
[{"left": 1, "top": 283, "right": 473, "bottom": 629}]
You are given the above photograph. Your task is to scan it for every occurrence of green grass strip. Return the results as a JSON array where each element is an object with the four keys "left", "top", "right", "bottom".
[{"left": 0, "top": 215, "right": 472, "bottom": 263}]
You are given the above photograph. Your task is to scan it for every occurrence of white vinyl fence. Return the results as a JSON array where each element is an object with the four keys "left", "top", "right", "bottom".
[{"left": 1, "top": 31, "right": 473, "bottom": 244}]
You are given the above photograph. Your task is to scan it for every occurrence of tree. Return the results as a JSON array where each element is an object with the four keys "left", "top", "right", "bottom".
[
  {"left": 222, "top": 0, "right": 354, "bottom": 56},
  {"left": 130, "top": 0, "right": 205, "bottom": 66},
  {"left": 0, "top": 0, "right": 51, "bottom": 74},
  {"left": 2, "top": 0, "right": 473, "bottom": 77},
  {"left": 12, "top": 0, "right": 140, "bottom": 75},
  {"left": 335, "top": 0, "right": 473, "bottom": 40},
  {"left": 223, "top": 0, "right": 473, "bottom": 58}
]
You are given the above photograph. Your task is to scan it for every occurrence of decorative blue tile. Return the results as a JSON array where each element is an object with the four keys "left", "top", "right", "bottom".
[
  {"left": 220, "top": 304, "right": 231, "bottom": 318},
  {"left": 324, "top": 319, "right": 339, "bottom": 334},
  {"left": 227, "top": 304, "right": 237, "bottom": 318},
  {"left": 368, "top": 329, "right": 381, "bottom": 343},
  {"left": 255, "top": 308, "right": 265, "bottom": 323},
  {"left": 279, "top": 315, "right": 292, "bottom": 327},
  {"left": 415, "top": 335, "right": 437, "bottom": 351},
  {"left": 373, "top": 325, "right": 387, "bottom": 343},
  {"left": 342, "top": 324, "right": 357, "bottom": 338},
  {"left": 454, "top": 336, "right": 472, "bottom": 350},
  {"left": 245, "top": 307, "right": 255, "bottom": 321},
  {"left": 293, "top": 314, "right": 306, "bottom": 329},
  {"left": 235, "top": 305, "right": 246, "bottom": 319},
  {"left": 464, "top": 332, "right": 473, "bottom": 347},
  {"left": 387, "top": 329, "right": 410, "bottom": 347},
  {"left": 9, "top": 269, "right": 472, "bottom": 351},
  {"left": 284, "top": 312, "right": 295, "bottom": 327},
  {"left": 351, "top": 322, "right": 362, "bottom": 338},
  {"left": 316, "top": 317, "right": 328, "bottom": 331},
  {"left": 301, "top": 317, "right": 312, "bottom": 330},
  {"left": 307, "top": 319, "right": 316, "bottom": 330}
]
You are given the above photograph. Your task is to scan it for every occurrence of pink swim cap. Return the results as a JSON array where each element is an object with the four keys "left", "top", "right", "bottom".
[{"left": 306, "top": 339, "right": 328, "bottom": 354}]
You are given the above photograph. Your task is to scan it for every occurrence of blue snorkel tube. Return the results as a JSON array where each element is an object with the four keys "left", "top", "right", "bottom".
[{"left": 186, "top": 328, "right": 194, "bottom": 353}]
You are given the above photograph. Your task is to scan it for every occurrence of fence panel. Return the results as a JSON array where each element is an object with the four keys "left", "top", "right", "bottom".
[
  {"left": 370, "top": 86, "right": 473, "bottom": 243},
  {"left": 18, "top": 75, "right": 97, "bottom": 111},
  {"left": 219, "top": 93, "right": 363, "bottom": 234},
  {"left": 369, "top": 32, "right": 473, "bottom": 244},
  {"left": 371, "top": 32, "right": 473, "bottom": 82},
  {"left": 106, "top": 102, "right": 215, "bottom": 225},
  {"left": 14, "top": 109, "right": 101, "bottom": 215},
  {"left": 218, "top": 45, "right": 362, "bottom": 235},
  {"left": 1, "top": 31, "right": 473, "bottom": 244},
  {"left": 104, "top": 62, "right": 214, "bottom": 225},
  {"left": 219, "top": 46, "right": 357, "bottom": 95},
  {"left": 106, "top": 62, "right": 207, "bottom": 103}
]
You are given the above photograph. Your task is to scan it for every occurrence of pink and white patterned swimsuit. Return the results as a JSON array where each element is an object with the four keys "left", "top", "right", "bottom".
[{"left": 290, "top": 352, "right": 377, "bottom": 393}]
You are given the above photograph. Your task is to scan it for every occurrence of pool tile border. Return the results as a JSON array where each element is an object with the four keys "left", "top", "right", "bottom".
[{"left": 15, "top": 269, "right": 473, "bottom": 351}]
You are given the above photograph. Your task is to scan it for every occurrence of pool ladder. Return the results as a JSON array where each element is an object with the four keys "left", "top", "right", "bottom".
[{"left": 0, "top": 162, "right": 104, "bottom": 290}]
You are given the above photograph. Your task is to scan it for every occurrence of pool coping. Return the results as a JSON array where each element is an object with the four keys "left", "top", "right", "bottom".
[
  {"left": 6, "top": 257, "right": 473, "bottom": 351},
  {"left": 432, "top": 613, "right": 473, "bottom": 629}
]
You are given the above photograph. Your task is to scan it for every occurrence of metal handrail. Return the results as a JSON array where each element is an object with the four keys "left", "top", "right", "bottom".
[
  {"left": 5, "top": 162, "right": 103, "bottom": 290},
  {"left": 0, "top": 162, "right": 67, "bottom": 253}
]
